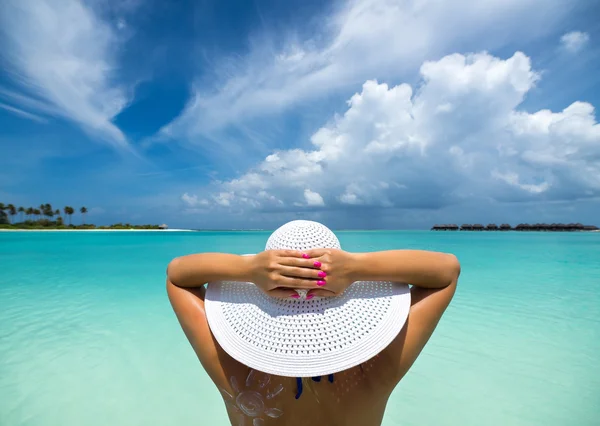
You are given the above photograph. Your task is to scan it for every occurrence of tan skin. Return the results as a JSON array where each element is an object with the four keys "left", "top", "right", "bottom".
[{"left": 167, "top": 249, "right": 460, "bottom": 426}]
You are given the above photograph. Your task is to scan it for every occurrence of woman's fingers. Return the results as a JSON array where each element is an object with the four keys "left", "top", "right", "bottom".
[
  {"left": 273, "top": 249, "right": 305, "bottom": 258},
  {"left": 277, "top": 256, "right": 321, "bottom": 269},
  {"left": 303, "top": 248, "right": 330, "bottom": 258},
  {"left": 268, "top": 288, "right": 302, "bottom": 299},
  {"left": 279, "top": 266, "right": 324, "bottom": 279},
  {"left": 277, "top": 275, "right": 321, "bottom": 289}
]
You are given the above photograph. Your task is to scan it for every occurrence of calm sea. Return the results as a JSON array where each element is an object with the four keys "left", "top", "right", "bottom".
[{"left": 1, "top": 231, "right": 599, "bottom": 426}]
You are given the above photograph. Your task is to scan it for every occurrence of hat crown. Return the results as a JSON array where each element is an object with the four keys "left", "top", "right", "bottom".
[{"left": 265, "top": 220, "right": 341, "bottom": 251}]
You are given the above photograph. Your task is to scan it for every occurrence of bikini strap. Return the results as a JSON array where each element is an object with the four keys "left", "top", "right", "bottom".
[{"left": 295, "top": 374, "right": 334, "bottom": 399}]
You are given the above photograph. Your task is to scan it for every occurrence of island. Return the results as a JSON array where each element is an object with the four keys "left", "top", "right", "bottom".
[
  {"left": 0, "top": 202, "right": 168, "bottom": 230},
  {"left": 431, "top": 223, "right": 599, "bottom": 232}
]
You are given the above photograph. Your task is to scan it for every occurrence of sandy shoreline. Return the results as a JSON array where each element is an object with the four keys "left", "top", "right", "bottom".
[{"left": 0, "top": 228, "right": 194, "bottom": 232}]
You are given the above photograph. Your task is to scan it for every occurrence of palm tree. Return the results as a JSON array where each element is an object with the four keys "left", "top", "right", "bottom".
[
  {"left": 0, "top": 203, "right": 5, "bottom": 213},
  {"left": 26, "top": 207, "right": 33, "bottom": 221},
  {"left": 33, "top": 208, "right": 41, "bottom": 220},
  {"left": 80, "top": 207, "right": 88, "bottom": 224},
  {"left": 18, "top": 207, "right": 25, "bottom": 222},
  {"left": 64, "top": 206, "right": 74, "bottom": 225},
  {"left": 7, "top": 204, "right": 16, "bottom": 223},
  {"left": 43, "top": 204, "right": 53, "bottom": 218}
]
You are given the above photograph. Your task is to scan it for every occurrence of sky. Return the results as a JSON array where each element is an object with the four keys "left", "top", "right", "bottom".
[{"left": 0, "top": 0, "right": 599, "bottom": 230}]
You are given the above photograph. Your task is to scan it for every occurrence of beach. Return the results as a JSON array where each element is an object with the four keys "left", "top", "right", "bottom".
[{"left": 1, "top": 230, "right": 599, "bottom": 426}]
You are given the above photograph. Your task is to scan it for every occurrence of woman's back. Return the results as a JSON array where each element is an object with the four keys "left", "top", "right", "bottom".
[{"left": 218, "top": 354, "right": 397, "bottom": 426}]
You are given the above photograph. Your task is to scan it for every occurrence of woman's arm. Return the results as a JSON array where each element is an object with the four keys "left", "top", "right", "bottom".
[
  {"left": 350, "top": 250, "right": 460, "bottom": 289},
  {"left": 167, "top": 254, "right": 252, "bottom": 288},
  {"left": 167, "top": 250, "right": 325, "bottom": 297}
]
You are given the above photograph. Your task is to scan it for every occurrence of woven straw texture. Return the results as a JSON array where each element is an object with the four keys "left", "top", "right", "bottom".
[
  {"left": 205, "top": 220, "right": 411, "bottom": 377},
  {"left": 265, "top": 220, "right": 342, "bottom": 252}
]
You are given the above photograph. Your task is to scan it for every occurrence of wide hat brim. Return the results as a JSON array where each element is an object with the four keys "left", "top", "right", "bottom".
[{"left": 205, "top": 278, "right": 411, "bottom": 377}]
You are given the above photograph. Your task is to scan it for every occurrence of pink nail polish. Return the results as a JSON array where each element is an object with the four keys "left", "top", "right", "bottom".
[
  {"left": 317, "top": 280, "right": 326, "bottom": 286},
  {"left": 290, "top": 293, "right": 300, "bottom": 299},
  {"left": 306, "top": 294, "right": 314, "bottom": 300},
  {"left": 302, "top": 253, "right": 310, "bottom": 259},
  {"left": 318, "top": 271, "right": 327, "bottom": 278},
  {"left": 313, "top": 261, "right": 322, "bottom": 268}
]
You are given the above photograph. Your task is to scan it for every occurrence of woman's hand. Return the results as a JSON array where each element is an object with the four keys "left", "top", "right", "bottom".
[
  {"left": 302, "top": 249, "right": 358, "bottom": 298},
  {"left": 248, "top": 250, "right": 324, "bottom": 298}
]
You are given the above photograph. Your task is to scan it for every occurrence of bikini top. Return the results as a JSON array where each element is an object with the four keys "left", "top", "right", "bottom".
[{"left": 295, "top": 374, "right": 334, "bottom": 399}]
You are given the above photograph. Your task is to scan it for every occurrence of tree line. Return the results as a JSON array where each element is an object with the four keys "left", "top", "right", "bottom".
[
  {"left": 0, "top": 203, "right": 87, "bottom": 226},
  {"left": 0, "top": 202, "right": 165, "bottom": 230}
]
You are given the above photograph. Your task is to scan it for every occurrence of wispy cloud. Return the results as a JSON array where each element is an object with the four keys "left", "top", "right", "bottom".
[
  {"left": 560, "top": 31, "right": 590, "bottom": 53},
  {"left": 0, "top": 102, "right": 48, "bottom": 123},
  {"left": 0, "top": 0, "right": 131, "bottom": 149},
  {"left": 0, "top": 87, "right": 58, "bottom": 117},
  {"left": 159, "top": 0, "right": 575, "bottom": 147}
]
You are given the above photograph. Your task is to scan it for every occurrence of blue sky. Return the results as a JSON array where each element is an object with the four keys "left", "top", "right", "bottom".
[{"left": 1, "top": 0, "right": 599, "bottom": 229}]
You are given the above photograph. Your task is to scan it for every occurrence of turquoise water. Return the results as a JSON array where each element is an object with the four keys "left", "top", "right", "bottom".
[{"left": 1, "top": 230, "right": 599, "bottom": 426}]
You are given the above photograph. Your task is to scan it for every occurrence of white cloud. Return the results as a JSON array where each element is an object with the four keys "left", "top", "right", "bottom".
[
  {"left": 214, "top": 192, "right": 234, "bottom": 207},
  {"left": 303, "top": 189, "right": 325, "bottom": 206},
  {"left": 159, "top": 0, "right": 574, "bottom": 143},
  {"left": 491, "top": 171, "right": 550, "bottom": 194},
  {"left": 0, "top": 102, "right": 48, "bottom": 123},
  {"left": 181, "top": 193, "right": 199, "bottom": 206},
  {"left": 560, "top": 31, "right": 590, "bottom": 53},
  {"left": 181, "top": 51, "right": 600, "bottom": 212},
  {"left": 181, "top": 193, "right": 209, "bottom": 207},
  {"left": 0, "top": 0, "right": 131, "bottom": 149}
]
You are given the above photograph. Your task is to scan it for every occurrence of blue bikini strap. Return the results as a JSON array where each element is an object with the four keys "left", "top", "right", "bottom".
[{"left": 295, "top": 374, "right": 334, "bottom": 399}]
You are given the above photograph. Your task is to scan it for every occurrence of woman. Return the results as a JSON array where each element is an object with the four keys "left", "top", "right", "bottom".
[{"left": 167, "top": 221, "right": 460, "bottom": 426}]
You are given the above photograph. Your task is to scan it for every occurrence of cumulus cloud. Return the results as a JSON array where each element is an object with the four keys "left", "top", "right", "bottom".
[
  {"left": 560, "top": 31, "right": 590, "bottom": 53},
  {"left": 159, "top": 0, "right": 574, "bottom": 143},
  {"left": 181, "top": 51, "right": 600, "bottom": 212},
  {"left": 303, "top": 189, "right": 325, "bottom": 207},
  {"left": 0, "top": 0, "right": 131, "bottom": 149}
]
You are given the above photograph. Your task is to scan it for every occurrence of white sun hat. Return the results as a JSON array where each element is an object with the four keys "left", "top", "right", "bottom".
[{"left": 205, "top": 220, "right": 411, "bottom": 378}]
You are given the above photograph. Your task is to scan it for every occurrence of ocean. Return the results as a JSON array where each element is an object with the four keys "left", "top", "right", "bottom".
[{"left": 1, "top": 230, "right": 599, "bottom": 426}]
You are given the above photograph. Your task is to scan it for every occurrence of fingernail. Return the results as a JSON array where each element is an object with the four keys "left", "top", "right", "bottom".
[
  {"left": 306, "top": 294, "right": 314, "bottom": 300},
  {"left": 313, "top": 261, "right": 322, "bottom": 268},
  {"left": 318, "top": 271, "right": 327, "bottom": 278},
  {"left": 290, "top": 294, "right": 300, "bottom": 299},
  {"left": 302, "top": 253, "right": 310, "bottom": 259},
  {"left": 317, "top": 280, "right": 326, "bottom": 286}
]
